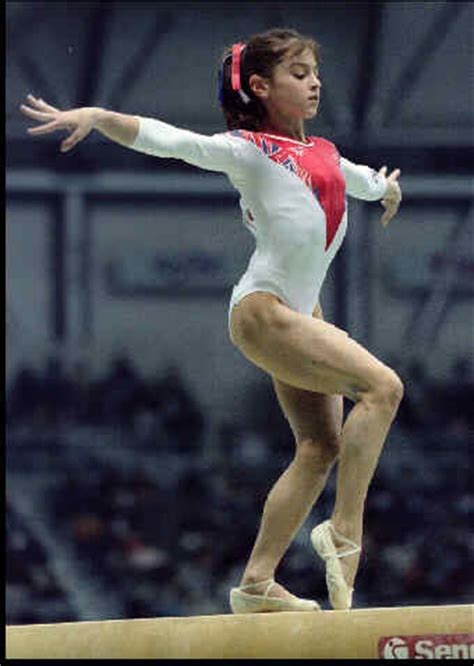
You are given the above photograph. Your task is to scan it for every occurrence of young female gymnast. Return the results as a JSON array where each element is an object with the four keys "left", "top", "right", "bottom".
[{"left": 20, "top": 27, "right": 402, "bottom": 613}]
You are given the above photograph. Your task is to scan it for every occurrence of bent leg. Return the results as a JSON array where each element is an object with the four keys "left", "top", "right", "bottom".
[
  {"left": 241, "top": 382, "right": 343, "bottom": 597},
  {"left": 330, "top": 388, "right": 401, "bottom": 590},
  {"left": 229, "top": 292, "right": 393, "bottom": 401}
]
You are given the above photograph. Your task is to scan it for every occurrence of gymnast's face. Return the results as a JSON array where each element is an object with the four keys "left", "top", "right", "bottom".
[{"left": 249, "top": 47, "right": 321, "bottom": 122}]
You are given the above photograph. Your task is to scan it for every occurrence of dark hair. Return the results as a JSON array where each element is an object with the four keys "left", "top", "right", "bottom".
[{"left": 217, "top": 28, "right": 320, "bottom": 131}]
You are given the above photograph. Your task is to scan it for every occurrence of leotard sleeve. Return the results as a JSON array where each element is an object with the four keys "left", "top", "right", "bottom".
[
  {"left": 130, "top": 116, "right": 244, "bottom": 177},
  {"left": 340, "top": 157, "right": 387, "bottom": 201}
]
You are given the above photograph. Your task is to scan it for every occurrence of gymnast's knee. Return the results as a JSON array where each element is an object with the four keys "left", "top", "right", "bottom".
[
  {"left": 363, "top": 368, "right": 404, "bottom": 414},
  {"left": 295, "top": 436, "right": 340, "bottom": 470}
]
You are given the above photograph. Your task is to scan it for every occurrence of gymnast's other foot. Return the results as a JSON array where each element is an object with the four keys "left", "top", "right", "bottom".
[
  {"left": 310, "top": 520, "right": 361, "bottom": 610},
  {"left": 229, "top": 577, "right": 321, "bottom": 614},
  {"left": 330, "top": 526, "right": 361, "bottom": 592}
]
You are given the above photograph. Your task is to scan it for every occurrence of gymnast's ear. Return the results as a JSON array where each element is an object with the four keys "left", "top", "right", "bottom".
[{"left": 248, "top": 73, "right": 270, "bottom": 100}]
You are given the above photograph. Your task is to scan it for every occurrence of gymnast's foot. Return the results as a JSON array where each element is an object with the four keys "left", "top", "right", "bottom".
[
  {"left": 311, "top": 520, "right": 361, "bottom": 610},
  {"left": 238, "top": 577, "right": 297, "bottom": 600},
  {"left": 230, "top": 576, "right": 320, "bottom": 613},
  {"left": 330, "top": 529, "right": 361, "bottom": 591}
]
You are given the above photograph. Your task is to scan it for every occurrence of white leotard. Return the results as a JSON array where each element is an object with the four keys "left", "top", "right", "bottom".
[{"left": 131, "top": 117, "right": 387, "bottom": 328}]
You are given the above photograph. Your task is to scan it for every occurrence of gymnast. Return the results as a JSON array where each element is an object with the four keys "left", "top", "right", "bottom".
[{"left": 20, "top": 27, "right": 403, "bottom": 613}]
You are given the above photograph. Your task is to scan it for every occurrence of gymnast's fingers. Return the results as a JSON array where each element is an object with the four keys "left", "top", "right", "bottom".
[
  {"left": 20, "top": 104, "right": 55, "bottom": 122},
  {"left": 387, "top": 168, "right": 401, "bottom": 181},
  {"left": 380, "top": 208, "right": 391, "bottom": 227},
  {"left": 28, "top": 95, "right": 60, "bottom": 113},
  {"left": 27, "top": 120, "right": 61, "bottom": 136},
  {"left": 380, "top": 199, "right": 399, "bottom": 227},
  {"left": 60, "top": 128, "right": 86, "bottom": 153}
]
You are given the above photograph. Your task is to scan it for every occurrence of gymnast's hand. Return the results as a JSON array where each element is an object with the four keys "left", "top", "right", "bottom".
[
  {"left": 20, "top": 94, "right": 98, "bottom": 153},
  {"left": 378, "top": 166, "right": 402, "bottom": 227}
]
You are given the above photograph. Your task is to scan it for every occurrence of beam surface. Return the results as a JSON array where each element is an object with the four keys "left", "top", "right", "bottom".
[{"left": 6, "top": 604, "right": 474, "bottom": 659}]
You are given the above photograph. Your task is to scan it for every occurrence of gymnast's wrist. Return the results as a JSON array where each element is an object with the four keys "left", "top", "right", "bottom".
[{"left": 90, "top": 108, "right": 140, "bottom": 146}]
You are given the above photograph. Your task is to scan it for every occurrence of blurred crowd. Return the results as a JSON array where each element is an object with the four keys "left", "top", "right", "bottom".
[
  {"left": 7, "top": 356, "right": 205, "bottom": 450},
  {"left": 6, "top": 354, "right": 474, "bottom": 624},
  {"left": 7, "top": 503, "right": 76, "bottom": 624},
  {"left": 7, "top": 353, "right": 474, "bottom": 437}
]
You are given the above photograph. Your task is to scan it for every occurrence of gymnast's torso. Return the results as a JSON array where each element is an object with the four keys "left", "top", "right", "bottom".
[
  {"left": 130, "top": 117, "right": 387, "bottom": 320},
  {"left": 226, "top": 130, "right": 350, "bottom": 319}
]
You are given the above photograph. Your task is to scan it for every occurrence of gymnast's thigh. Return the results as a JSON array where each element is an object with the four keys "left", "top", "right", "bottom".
[
  {"left": 271, "top": 301, "right": 345, "bottom": 442},
  {"left": 272, "top": 376, "right": 343, "bottom": 444}
]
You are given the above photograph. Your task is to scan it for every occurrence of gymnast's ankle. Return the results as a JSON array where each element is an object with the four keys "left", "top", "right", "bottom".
[
  {"left": 330, "top": 516, "right": 361, "bottom": 544},
  {"left": 240, "top": 569, "right": 275, "bottom": 588}
]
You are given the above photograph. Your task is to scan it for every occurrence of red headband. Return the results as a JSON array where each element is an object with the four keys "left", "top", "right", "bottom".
[{"left": 231, "top": 43, "right": 246, "bottom": 92}]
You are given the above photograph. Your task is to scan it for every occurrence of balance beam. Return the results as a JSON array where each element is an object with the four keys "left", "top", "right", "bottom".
[{"left": 6, "top": 604, "right": 473, "bottom": 659}]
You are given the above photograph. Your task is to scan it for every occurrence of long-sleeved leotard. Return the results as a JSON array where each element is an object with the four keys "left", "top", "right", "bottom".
[{"left": 130, "top": 117, "right": 387, "bottom": 325}]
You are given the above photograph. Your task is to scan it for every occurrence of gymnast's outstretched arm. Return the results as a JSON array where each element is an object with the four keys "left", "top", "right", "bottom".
[{"left": 19, "top": 94, "right": 244, "bottom": 175}]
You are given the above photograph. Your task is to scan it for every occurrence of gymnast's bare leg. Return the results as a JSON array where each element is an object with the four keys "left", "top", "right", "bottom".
[
  {"left": 240, "top": 384, "right": 343, "bottom": 601},
  {"left": 230, "top": 293, "right": 403, "bottom": 600}
]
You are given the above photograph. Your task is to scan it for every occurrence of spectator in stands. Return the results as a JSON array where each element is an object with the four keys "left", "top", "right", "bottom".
[
  {"left": 152, "top": 366, "right": 204, "bottom": 451},
  {"left": 439, "top": 357, "right": 474, "bottom": 432},
  {"left": 397, "top": 360, "right": 429, "bottom": 429},
  {"left": 41, "top": 355, "right": 75, "bottom": 425},
  {"left": 7, "top": 365, "right": 42, "bottom": 424},
  {"left": 99, "top": 356, "right": 143, "bottom": 429}
]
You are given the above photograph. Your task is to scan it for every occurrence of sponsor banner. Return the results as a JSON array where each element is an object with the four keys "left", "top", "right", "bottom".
[{"left": 379, "top": 633, "right": 474, "bottom": 659}]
